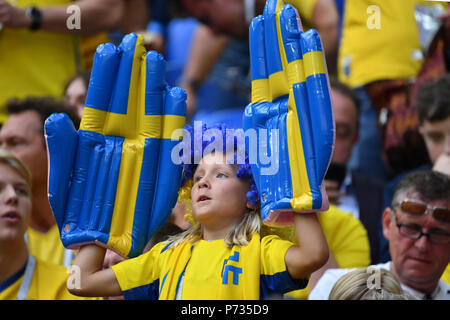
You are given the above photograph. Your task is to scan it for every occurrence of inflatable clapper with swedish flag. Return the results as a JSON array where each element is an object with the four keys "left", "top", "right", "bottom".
[
  {"left": 244, "top": 0, "right": 334, "bottom": 227},
  {"left": 45, "top": 33, "right": 186, "bottom": 258}
]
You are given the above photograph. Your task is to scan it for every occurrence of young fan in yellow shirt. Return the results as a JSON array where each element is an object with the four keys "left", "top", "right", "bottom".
[
  {"left": 67, "top": 126, "right": 329, "bottom": 299},
  {"left": 0, "top": 149, "right": 87, "bottom": 300}
]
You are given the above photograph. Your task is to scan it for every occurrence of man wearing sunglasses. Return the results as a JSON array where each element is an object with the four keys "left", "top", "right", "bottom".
[{"left": 309, "top": 170, "right": 450, "bottom": 300}]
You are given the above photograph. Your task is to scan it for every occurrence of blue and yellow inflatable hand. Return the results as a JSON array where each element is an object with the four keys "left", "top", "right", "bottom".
[
  {"left": 45, "top": 33, "right": 187, "bottom": 258},
  {"left": 244, "top": 0, "right": 334, "bottom": 226}
]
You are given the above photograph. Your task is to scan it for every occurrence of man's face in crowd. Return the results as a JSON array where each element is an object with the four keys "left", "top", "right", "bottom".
[
  {"left": 419, "top": 116, "right": 450, "bottom": 164},
  {"left": 330, "top": 87, "right": 359, "bottom": 165},
  {"left": 0, "top": 110, "right": 48, "bottom": 188},
  {"left": 382, "top": 189, "right": 450, "bottom": 293},
  {"left": 181, "top": 0, "right": 249, "bottom": 40}
]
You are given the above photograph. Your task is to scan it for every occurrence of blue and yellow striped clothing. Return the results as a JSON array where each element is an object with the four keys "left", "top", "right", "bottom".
[
  {"left": 112, "top": 234, "right": 308, "bottom": 300},
  {"left": 0, "top": 254, "right": 87, "bottom": 300}
]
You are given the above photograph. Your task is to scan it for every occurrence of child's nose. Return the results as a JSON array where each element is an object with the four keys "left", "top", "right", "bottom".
[
  {"left": 1, "top": 185, "right": 19, "bottom": 204},
  {"left": 198, "top": 176, "right": 210, "bottom": 188}
]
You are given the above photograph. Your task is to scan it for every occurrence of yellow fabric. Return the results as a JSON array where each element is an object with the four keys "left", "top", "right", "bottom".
[
  {"left": 0, "top": 256, "right": 88, "bottom": 300},
  {"left": 0, "top": 0, "right": 107, "bottom": 124},
  {"left": 284, "top": 0, "right": 317, "bottom": 28},
  {"left": 338, "top": 0, "right": 446, "bottom": 87},
  {"left": 81, "top": 108, "right": 186, "bottom": 140},
  {"left": 79, "top": 32, "right": 110, "bottom": 71},
  {"left": 27, "top": 224, "right": 70, "bottom": 267},
  {"left": 442, "top": 264, "right": 450, "bottom": 284},
  {"left": 108, "top": 138, "right": 146, "bottom": 255},
  {"left": 112, "top": 234, "right": 304, "bottom": 300},
  {"left": 285, "top": 205, "right": 371, "bottom": 299}
]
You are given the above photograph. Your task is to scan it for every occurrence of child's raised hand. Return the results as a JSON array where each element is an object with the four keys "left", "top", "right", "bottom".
[
  {"left": 45, "top": 33, "right": 187, "bottom": 258},
  {"left": 244, "top": 0, "right": 334, "bottom": 226}
]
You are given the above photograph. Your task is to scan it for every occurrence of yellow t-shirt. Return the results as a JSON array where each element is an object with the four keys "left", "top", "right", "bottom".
[
  {"left": 284, "top": 205, "right": 371, "bottom": 299},
  {"left": 26, "top": 224, "right": 75, "bottom": 268},
  {"left": 442, "top": 264, "right": 450, "bottom": 284},
  {"left": 0, "top": 0, "right": 77, "bottom": 123},
  {"left": 285, "top": 0, "right": 317, "bottom": 28},
  {"left": 0, "top": 0, "right": 109, "bottom": 124},
  {"left": 112, "top": 234, "right": 307, "bottom": 300},
  {"left": 338, "top": 0, "right": 446, "bottom": 87},
  {"left": 0, "top": 254, "right": 87, "bottom": 300}
]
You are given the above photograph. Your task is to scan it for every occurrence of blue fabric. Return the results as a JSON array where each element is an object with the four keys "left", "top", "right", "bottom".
[
  {"left": 196, "top": 40, "right": 251, "bottom": 114},
  {"left": 260, "top": 271, "right": 308, "bottom": 299},
  {"left": 147, "top": 21, "right": 166, "bottom": 36},
  {"left": 347, "top": 87, "right": 390, "bottom": 182},
  {"left": 123, "top": 280, "right": 160, "bottom": 300},
  {"left": 110, "top": 34, "right": 139, "bottom": 115},
  {"left": 165, "top": 18, "right": 199, "bottom": 87}
]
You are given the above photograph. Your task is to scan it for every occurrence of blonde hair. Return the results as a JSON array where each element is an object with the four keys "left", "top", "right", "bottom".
[
  {"left": 0, "top": 148, "right": 32, "bottom": 191},
  {"left": 167, "top": 178, "right": 261, "bottom": 248},
  {"left": 328, "top": 267, "right": 417, "bottom": 300}
]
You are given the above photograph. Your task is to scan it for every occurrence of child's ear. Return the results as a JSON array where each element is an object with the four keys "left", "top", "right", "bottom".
[
  {"left": 246, "top": 201, "right": 259, "bottom": 211},
  {"left": 382, "top": 207, "right": 393, "bottom": 241}
]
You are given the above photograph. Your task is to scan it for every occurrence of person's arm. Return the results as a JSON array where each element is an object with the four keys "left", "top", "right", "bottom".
[
  {"left": 310, "top": 0, "right": 338, "bottom": 73},
  {"left": 323, "top": 179, "right": 344, "bottom": 205},
  {"left": 308, "top": 250, "right": 338, "bottom": 291},
  {"left": 179, "top": 24, "right": 229, "bottom": 120},
  {"left": 69, "top": 245, "right": 122, "bottom": 297},
  {"left": 120, "top": 0, "right": 149, "bottom": 34},
  {"left": 284, "top": 213, "right": 329, "bottom": 280},
  {"left": 0, "top": 0, "right": 124, "bottom": 35}
]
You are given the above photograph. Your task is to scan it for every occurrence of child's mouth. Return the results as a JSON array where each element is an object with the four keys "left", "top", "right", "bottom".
[{"left": 197, "top": 196, "right": 211, "bottom": 202}]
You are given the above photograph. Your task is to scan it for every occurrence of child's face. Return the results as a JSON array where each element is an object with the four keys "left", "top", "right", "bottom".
[
  {"left": 191, "top": 152, "right": 250, "bottom": 228},
  {"left": 0, "top": 163, "right": 31, "bottom": 243}
]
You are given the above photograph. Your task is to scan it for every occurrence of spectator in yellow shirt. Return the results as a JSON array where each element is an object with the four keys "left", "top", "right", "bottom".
[{"left": 0, "top": 148, "right": 87, "bottom": 299}]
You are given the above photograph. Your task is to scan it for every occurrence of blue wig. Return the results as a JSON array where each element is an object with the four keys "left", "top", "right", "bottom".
[{"left": 180, "top": 123, "right": 260, "bottom": 207}]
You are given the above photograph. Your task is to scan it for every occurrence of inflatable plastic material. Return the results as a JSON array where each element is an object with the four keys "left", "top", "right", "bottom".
[
  {"left": 45, "top": 33, "right": 187, "bottom": 258},
  {"left": 244, "top": 0, "right": 334, "bottom": 226}
]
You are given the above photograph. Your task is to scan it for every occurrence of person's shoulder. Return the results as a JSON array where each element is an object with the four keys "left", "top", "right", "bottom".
[
  {"left": 437, "top": 280, "right": 450, "bottom": 300},
  {"left": 308, "top": 267, "right": 357, "bottom": 300},
  {"left": 34, "top": 255, "right": 69, "bottom": 275},
  {"left": 33, "top": 256, "right": 97, "bottom": 300}
]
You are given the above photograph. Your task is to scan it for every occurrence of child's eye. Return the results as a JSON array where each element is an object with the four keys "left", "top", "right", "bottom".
[
  {"left": 217, "top": 173, "right": 227, "bottom": 179},
  {"left": 194, "top": 176, "right": 202, "bottom": 183},
  {"left": 16, "top": 187, "right": 29, "bottom": 196}
]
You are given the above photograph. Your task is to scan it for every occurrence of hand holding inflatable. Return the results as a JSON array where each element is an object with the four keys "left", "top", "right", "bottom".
[
  {"left": 244, "top": 0, "right": 334, "bottom": 226},
  {"left": 45, "top": 33, "right": 186, "bottom": 258}
]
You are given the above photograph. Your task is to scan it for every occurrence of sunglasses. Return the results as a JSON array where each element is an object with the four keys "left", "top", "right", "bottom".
[{"left": 396, "top": 199, "right": 450, "bottom": 224}]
